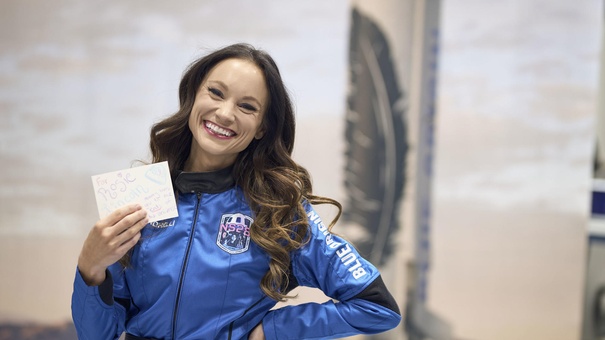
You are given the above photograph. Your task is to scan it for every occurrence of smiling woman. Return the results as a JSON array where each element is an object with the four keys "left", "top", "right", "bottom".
[
  {"left": 186, "top": 58, "right": 268, "bottom": 172},
  {"left": 71, "top": 43, "right": 401, "bottom": 340}
]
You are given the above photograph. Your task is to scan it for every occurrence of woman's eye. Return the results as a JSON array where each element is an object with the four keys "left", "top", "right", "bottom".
[
  {"left": 240, "top": 103, "right": 258, "bottom": 112},
  {"left": 208, "top": 87, "right": 223, "bottom": 98}
]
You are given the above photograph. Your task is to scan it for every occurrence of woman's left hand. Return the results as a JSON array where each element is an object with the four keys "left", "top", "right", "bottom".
[{"left": 249, "top": 323, "right": 265, "bottom": 340}]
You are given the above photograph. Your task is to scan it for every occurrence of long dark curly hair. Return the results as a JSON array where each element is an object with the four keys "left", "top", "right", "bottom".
[{"left": 148, "top": 43, "right": 341, "bottom": 301}]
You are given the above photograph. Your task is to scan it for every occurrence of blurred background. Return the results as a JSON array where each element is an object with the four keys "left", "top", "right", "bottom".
[{"left": 0, "top": 0, "right": 602, "bottom": 339}]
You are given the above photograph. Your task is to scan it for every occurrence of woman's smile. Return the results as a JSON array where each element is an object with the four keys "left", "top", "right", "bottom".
[{"left": 204, "top": 120, "right": 236, "bottom": 138}]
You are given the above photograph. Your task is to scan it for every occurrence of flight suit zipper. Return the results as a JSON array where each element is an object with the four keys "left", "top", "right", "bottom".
[{"left": 171, "top": 192, "right": 202, "bottom": 339}]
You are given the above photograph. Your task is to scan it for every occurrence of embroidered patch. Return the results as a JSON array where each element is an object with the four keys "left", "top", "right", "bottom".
[
  {"left": 150, "top": 218, "right": 176, "bottom": 228},
  {"left": 217, "top": 213, "right": 253, "bottom": 254}
]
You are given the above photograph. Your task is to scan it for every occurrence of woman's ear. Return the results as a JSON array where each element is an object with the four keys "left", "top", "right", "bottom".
[{"left": 254, "top": 128, "right": 265, "bottom": 140}]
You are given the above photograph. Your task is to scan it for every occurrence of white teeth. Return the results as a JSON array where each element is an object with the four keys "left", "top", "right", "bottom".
[{"left": 205, "top": 121, "right": 234, "bottom": 137}]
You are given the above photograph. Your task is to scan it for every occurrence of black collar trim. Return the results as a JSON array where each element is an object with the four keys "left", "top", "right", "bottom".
[{"left": 174, "top": 166, "right": 235, "bottom": 194}]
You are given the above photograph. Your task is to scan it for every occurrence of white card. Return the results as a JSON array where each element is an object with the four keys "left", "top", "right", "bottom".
[{"left": 91, "top": 161, "right": 178, "bottom": 223}]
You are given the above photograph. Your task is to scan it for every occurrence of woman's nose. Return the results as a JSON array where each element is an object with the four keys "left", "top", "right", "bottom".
[{"left": 215, "top": 103, "right": 236, "bottom": 124}]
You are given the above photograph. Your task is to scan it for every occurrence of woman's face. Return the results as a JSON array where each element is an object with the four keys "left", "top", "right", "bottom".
[{"left": 187, "top": 58, "right": 268, "bottom": 172}]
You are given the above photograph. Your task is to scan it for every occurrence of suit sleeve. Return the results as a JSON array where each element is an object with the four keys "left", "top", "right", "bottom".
[
  {"left": 262, "top": 203, "right": 401, "bottom": 339},
  {"left": 71, "top": 263, "right": 133, "bottom": 340}
]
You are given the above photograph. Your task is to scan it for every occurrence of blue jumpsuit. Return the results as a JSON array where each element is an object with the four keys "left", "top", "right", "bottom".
[{"left": 72, "top": 167, "right": 401, "bottom": 339}]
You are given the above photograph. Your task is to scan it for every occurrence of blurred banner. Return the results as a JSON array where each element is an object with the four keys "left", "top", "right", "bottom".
[{"left": 344, "top": 0, "right": 450, "bottom": 338}]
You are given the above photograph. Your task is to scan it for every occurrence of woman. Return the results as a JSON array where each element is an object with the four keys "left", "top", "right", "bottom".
[{"left": 72, "top": 43, "right": 401, "bottom": 340}]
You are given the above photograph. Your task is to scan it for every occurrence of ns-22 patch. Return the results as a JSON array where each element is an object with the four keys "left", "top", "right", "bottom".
[{"left": 216, "top": 213, "right": 253, "bottom": 254}]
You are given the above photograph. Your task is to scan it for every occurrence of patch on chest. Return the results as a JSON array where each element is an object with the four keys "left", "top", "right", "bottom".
[{"left": 217, "top": 213, "right": 253, "bottom": 254}]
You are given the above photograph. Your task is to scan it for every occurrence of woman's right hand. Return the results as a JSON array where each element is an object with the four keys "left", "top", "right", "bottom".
[{"left": 77, "top": 204, "right": 148, "bottom": 286}]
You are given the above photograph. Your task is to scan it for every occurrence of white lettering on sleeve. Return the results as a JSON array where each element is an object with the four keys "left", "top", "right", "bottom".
[
  {"left": 336, "top": 244, "right": 368, "bottom": 280},
  {"left": 336, "top": 244, "right": 351, "bottom": 257},
  {"left": 341, "top": 252, "right": 356, "bottom": 266},
  {"left": 308, "top": 210, "right": 367, "bottom": 279},
  {"left": 352, "top": 267, "right": 367, "bottom": 279}
]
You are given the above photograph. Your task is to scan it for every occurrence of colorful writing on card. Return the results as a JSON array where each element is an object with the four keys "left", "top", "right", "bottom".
[{"left": 91, "top": 161, "right": 178, "bottom": 223}]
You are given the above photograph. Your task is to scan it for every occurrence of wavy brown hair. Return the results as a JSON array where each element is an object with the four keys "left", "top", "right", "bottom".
[{"left": 148, "top": 43, "right": 341, "bottom": 301}]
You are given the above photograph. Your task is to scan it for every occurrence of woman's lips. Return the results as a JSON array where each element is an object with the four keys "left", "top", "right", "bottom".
[{"left": 204, "top": 120, "right": 236, "bottom": 138}]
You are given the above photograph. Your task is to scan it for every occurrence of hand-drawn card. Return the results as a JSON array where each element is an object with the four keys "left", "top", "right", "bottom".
[{"left": 91, "top": 161, "right": 178, "bottom": 223}]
